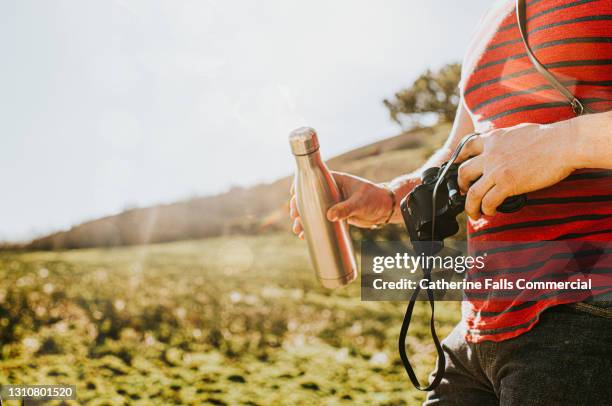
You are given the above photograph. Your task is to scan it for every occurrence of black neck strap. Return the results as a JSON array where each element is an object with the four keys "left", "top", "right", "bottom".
[
  {"left": 398, "top": 266, "right": 446, "bottom": 391},
  {"left": 516, "top": 0, "right": 593, "bottom": 116}
]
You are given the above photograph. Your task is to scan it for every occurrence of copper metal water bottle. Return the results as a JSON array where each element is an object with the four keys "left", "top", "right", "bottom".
[{"left": 289, "top": 127, "right": 357, "bottom": 288}]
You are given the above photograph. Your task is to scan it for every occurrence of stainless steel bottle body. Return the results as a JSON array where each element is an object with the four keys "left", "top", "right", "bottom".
[{"left": 290, "top": 128, "right": 357, "bottom": 289}]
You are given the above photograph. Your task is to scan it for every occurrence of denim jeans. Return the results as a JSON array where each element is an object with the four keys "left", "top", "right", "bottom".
[{"left": 424, "top": 303, "right": 612, "bottom": 406}]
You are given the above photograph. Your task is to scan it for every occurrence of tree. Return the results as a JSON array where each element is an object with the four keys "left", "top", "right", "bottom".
[{"left": 384, "top": 63, "right": 461, "bottom": 128}]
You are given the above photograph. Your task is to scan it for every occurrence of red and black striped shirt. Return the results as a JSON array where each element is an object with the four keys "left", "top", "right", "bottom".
[{"left": 460, "top": 0, "right": 612, "bottom": 342}]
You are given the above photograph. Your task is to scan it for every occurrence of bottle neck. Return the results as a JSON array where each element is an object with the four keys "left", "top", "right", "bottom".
[{"left": 294, "top": 150, "right": 322, "bottom": 170}]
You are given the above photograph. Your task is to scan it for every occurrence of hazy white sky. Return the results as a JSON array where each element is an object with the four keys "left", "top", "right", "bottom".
[{"left": 0, "top": 0, "right": 492, "bottom": 241}]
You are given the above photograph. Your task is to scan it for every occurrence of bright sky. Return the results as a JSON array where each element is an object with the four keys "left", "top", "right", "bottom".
[{"left": 0, "top": 0, "right": 492, "bottom": 241}]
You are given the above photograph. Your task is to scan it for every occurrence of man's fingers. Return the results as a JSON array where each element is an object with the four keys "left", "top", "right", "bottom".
[
  {"left": 289, "top": 195, "right": 299, "bottom": 219},
  {"left": 292, "top": 218, "right": 303, "bottom": 235},
  {"left": 456, "top": 134, "right": 484, "bottom": 163},
  {"left": 327, "top": 196, "right": 358, "bottom": 222},
  {"left": 480, "top": 185, "right": 508, "bottom": 216},
  {"left": 465, "top": 176, "right": 495, "bottom": 219},
  {"left": 458, "top": 157, "right": 484, "bottom": 193}
]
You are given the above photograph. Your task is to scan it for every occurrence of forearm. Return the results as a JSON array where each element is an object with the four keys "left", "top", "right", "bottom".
[
  {"left": 572, "top": 110, "right": 612, "bottom": 170},
  {"left": 385, "top": 100, "right": 475, "bottom": 223}
]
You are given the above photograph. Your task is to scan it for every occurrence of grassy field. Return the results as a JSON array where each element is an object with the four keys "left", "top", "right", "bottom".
[{"left": 0, "top": 233, "right": 460, "bottom": 405}]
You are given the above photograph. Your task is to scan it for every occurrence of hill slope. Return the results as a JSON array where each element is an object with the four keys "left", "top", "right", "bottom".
[
  {"left": 1, "top": 233, "right": 461, "bottom": 403},
  {"left": 26, "top": 124, "right": 450, "bottom": 250}
]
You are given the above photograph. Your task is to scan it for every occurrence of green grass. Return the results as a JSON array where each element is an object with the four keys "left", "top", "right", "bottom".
[{"left": 0, "top": 234, "right": 460, "bottom": 405}]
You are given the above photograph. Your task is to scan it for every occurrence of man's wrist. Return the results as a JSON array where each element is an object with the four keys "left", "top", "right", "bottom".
[
  {"left": 385, "top": 174, "right": 422, "bottom": 224},
  {"left": 568, "top": 113, "right": 592, "bottom": 169},
  {"left": 568, "top": 111, "right": 612, "bottom": 170},
  {"left": 371, "top": 183, "right": 396, "bottom": 229}
]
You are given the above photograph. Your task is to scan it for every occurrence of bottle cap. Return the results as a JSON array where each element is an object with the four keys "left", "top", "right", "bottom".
[{"left": 289, "top": 127, "right": 320, "bottom": 156}]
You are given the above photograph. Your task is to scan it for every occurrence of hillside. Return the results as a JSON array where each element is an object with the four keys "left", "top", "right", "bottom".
[
  {"left": 26, "top": 124, "right": 450, "bottom": 250},
  {"left": 0, "top": 233, "right": 461, "bottom": 404}
]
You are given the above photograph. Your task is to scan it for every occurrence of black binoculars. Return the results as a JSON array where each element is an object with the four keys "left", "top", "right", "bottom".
[{"left": 400, "top": 162, "right": 526, "bottom": 249}]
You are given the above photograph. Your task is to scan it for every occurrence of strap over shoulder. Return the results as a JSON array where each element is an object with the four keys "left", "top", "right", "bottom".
[{"left": 515, "top": 0, "right": 594, "bottom": 116}]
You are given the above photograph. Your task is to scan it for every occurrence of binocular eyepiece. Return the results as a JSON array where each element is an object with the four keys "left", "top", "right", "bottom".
[{"left": 400, "top": 162, "right": 526, "bottom": 248}]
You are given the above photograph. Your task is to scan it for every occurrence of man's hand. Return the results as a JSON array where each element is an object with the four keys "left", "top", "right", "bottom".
[
  {"left": 289, "top": 172, "right": 395, "bottom": 238},
  {"left": 455, "top": 122, "right": 578, "bottom": 219}
]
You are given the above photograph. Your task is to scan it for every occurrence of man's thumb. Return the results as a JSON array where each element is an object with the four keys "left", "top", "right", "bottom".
[{"left": 327, "top": 197, "right": 357, "bottom": 222}]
